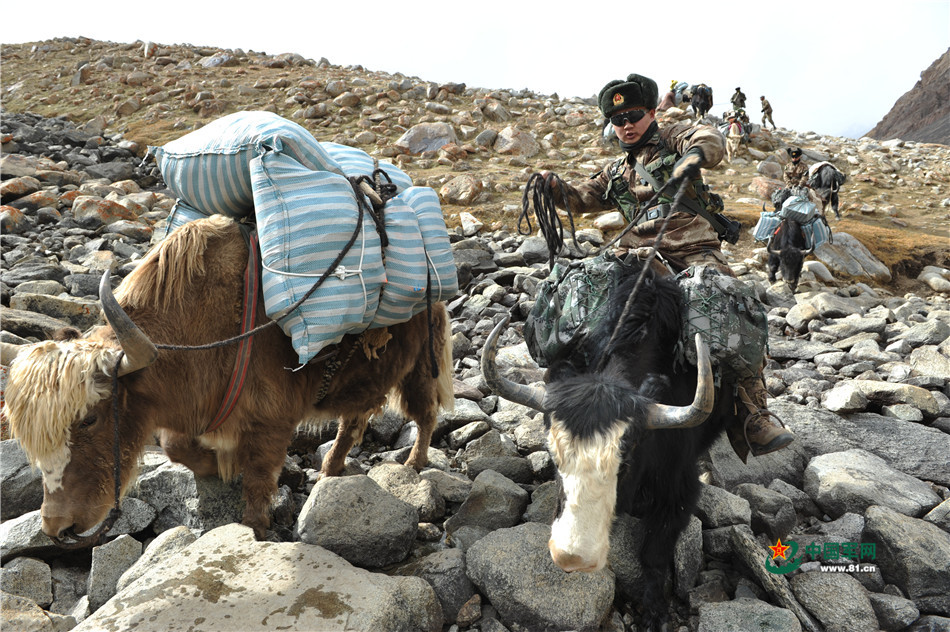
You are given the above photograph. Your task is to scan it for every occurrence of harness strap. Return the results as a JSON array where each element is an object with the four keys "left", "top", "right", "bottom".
[
  {"left": 632, "top": 161, "right": 731, "bottom": 236},
  {"left": 204, "top": 233, "right": 260, "bottom": 434}
]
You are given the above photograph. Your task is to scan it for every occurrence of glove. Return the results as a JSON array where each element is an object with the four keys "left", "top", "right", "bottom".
[{"left": 672, "top": 147, "right": 705, "bottom": 181}]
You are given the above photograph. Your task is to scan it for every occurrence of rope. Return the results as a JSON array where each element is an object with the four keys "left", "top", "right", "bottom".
[{"left": 518, "top": 173, "right": 579, "bottom": 269}]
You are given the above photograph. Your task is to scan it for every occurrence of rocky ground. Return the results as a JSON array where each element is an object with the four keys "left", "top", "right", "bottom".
[{"left": 2, "top": 38, "right": 950, "bottom": 632}]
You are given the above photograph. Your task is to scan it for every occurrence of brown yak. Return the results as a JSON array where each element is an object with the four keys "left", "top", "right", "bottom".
[{"left": 5, "top": 215, "right": 454, "bottom": 542}]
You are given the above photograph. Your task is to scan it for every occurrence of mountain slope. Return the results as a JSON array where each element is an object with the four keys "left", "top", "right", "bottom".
[{"left": 866, "top": 48, "right": 950, "bottom": 145}]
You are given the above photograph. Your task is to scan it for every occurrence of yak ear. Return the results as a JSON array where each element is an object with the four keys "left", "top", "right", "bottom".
[{"left": 53, "top": 327, "right": 83, "bottom": 341}]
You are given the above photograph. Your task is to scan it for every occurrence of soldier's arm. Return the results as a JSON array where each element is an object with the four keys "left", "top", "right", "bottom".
[
  {"left": 543, "top": 169, "right": 613, "bottom": 213},
  {"left": 669, "top": 125, "right": 726, "bottom": 170}
]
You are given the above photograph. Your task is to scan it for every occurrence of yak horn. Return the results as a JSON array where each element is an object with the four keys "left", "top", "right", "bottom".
[
  {"left": 481, "top": 316, "right": 547, "bottom": 413},
  {"left": 99, "top": 270, "right": 158, "bottom": 376},
  {"left": 766, "top": 238, "right": 781, "bottom": 256},
  {"left": 644, "top": 334, "right": 715, "bottom": 429}
]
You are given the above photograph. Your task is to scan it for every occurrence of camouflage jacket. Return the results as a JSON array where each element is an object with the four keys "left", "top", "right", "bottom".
[
  {"left": 731, "top": 91, "right": 747, "bottom": 110},
  {"left": 557, "top": 121, "right": 726, "bottom": 217},
  {"left": 784, "top": 160, "right": 809, "bottom": 187},
  {"left": 761, "top": 99, "right": 773, "bottom": 114}
]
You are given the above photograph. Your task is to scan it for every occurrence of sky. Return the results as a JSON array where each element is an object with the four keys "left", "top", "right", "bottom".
[{"left": 4, "top": 0, "right": 948, "bottom": 139}]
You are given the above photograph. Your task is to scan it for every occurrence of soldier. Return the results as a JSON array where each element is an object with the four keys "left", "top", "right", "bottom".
[
  {"left": 784, "top": 147, "right": 809, "bottom": 187},
  {"left": 731, "top": 87, "right": 747, "bottom": 111},
  {"left": 760, "top": 95, "right": 776, "bottom": 130},
  {"left": 542, "top": 73, "right": 794, "bottom": 459}
]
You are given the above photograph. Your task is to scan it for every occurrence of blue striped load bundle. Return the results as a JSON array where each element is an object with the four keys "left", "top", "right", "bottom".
[{"left": 150, "top": 111, "right": 458, "bottom": 365}]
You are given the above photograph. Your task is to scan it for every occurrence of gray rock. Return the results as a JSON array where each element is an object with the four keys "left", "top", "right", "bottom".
[
  {"left": 368, "top": 463, "right": 445, "bottom": 523},
  {"left": 869, "top": 592, "right": 921, "bottom": 631},
  {"left": 735, "top": 483, "right": 797, "bottom": 541},
  {"left": 804, "top": 449, "right": 942, "bottom": 518},
  {"left": 116, "top": 526, "right": 197, "bottom": 592},
  {"left": 0, "top": 440, "right": 44, "bottom": 521},
  {"left": 87, "top": 534, "right": 142, "bottom": 611},
  {"left": 697, "top": 597, "right": 803, "bottom": 632},
  {"left": 695, "top": 483, "right": 752, "bottom": 527},
  {"left": 394, "top": 122, "right": 458, "bottom": 154},
  {"left": 864, "top": 504, "right": 950, "bottom": 615},
  {"left": 775, "top": 400, "right": 950, "bottom": 486},
  {"left": 396, "top": 548, "right": 475, "bottom": 623},
  {"left": 1, "top": 557, "right": 53, "bottom": 608},
  {"left": 0, "top": 511, "right": 56, "bottom": 562},
  {"left": 73, "top": 524, "right": 442, "bottom": 632},
  {"left": 790, "top": 571, "right": 879, "bottom": 632},
  {"left": 924, "top": 498, "right": 950, "bottom": 532},
  {"left": 466, "top": 522, "right": 613, "bottom": 632},
  {"left": 297, "top": 474, "right": 417, "bottom": 568},
  {"left": 444, "top": 469, "right": 529, "bottom": 535}
]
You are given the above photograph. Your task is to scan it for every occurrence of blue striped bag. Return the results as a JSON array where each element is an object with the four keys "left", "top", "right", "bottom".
[
  {"left": 150, "top": 111, "right": 341, "bottom": 218},
  {"left": 372, "top": 187, "right": 458, "bottom": 326},
  {"left": 801, "top": 216, "right": 832, "bottom": 249},
  {"left": 322, "top": 142, "right": 414, "bottom": 194},
  {"left": 752, "top": 212, "right": 781, "bottom": 243},
  {"left": 251, "top": 150, "right": 385, "bottom": 365},
  {"left": 162, "top": 200, "right": 212, "bottom": 239}
]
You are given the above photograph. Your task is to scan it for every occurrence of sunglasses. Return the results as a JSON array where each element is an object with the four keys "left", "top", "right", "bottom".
[{"left": 610, "top": 110, "right": 647, "bottom": 127}]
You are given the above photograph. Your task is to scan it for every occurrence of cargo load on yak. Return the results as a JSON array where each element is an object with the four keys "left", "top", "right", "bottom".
[
  {"left": 518, "top": 173, "right": 767, "bottom": 384},
  {"left": 752, "top": 186, "right": 832, "bottom": 250},
  {"left": 150, "top": 111, "right": 458, "bottom": 365}
]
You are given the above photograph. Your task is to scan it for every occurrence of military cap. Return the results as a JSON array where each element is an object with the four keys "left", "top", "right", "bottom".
[
  {"left": 598, "top": 74, "right": 658, "bottom": 118},
  {"left": 787, "top": 147, "right": 803, "bottom": 158}
]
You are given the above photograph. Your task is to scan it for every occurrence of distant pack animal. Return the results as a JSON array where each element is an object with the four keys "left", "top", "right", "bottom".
[
  {"left": 5, "top": 215, "right": 454, "bottom": 543},
  {"left": 689, "top": 84, "right": 714, "bottom": 119},
  {"left": 764, "top": 200, "right": 813, "bottom": 293},
  {"left": 482, "top": 261, "right": 735, "bottom": 627},
  {"left": 808, "top": 162, "right": 847, "bottom": 219}
]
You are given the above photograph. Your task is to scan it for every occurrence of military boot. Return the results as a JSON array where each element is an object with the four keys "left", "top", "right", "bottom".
[{"left": 737, "top": 379, "right": 794, "bottom": 457}]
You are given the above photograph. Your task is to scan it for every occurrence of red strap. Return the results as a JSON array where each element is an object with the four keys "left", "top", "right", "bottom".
[{"left": 204, "top": 233, "right": 259, "bottom": 434}]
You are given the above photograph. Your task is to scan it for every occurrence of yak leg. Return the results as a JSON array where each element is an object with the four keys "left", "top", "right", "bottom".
[
  {"left": 322, "top": 413, "right": 372, "bottom": 477},
  {"left": 160, "top": 430, "right": 219, "bottom": 478},
  {"left": 831, "top": 190, "right": 840, "bottom": 219},
  {"left": 767, "top": 254, "right": 780, "bottom": 283},
  {"left": 638, "top": 466, "right": 701, "bottom": 629},
  {"left": 236, "top": 424, "right": 295, "bottom": 539},
  {"left": 399, "top": 356, "right": 444, "bottom": 471}
]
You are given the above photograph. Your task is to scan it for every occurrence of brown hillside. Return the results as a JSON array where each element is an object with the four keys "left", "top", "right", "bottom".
[
  {"left": 867, "top": 48, "right": 950, "bottom": 145},
  {"left": 2, "top": 37, "right": 949, "bottom": 294}
]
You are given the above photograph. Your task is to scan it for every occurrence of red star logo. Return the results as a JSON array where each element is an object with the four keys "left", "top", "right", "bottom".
[{"left": 769, "top": 539, "right": 791, "bottom": 560}]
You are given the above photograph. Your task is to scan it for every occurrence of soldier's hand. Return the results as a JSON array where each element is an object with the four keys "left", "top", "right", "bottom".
[{"left": 672, "top": 149, "right": 704, "bottom": 181}]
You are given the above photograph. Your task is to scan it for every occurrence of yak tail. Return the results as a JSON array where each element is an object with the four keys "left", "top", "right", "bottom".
[{"left": 435, "top": 306, "right": 455, "bottom": 412}]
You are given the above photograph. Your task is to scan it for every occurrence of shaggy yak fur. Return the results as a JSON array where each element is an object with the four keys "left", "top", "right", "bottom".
[{"left": 6, "top": 215, "right": 454, "bottom": 541}]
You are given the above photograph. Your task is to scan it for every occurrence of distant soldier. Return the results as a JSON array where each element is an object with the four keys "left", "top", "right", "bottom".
[
  {"left": 731, "top": 87, "right": 747, "bottom": 111},
  {"left": 784, "top": 147, "right": 809, "bottom": 187},
  {"left": 760, "top": 96, "right": 776, "bottom": 130}
]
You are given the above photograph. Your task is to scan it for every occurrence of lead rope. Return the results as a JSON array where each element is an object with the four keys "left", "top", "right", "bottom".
[{"left": 518, "top": 173, "right": 580, "bottom": 269}]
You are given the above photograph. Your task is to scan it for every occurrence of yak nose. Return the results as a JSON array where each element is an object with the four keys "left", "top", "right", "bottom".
[
  {"left": 548, "top": 540, "right": 601, "bottom": 573},
  {"left": 40, "top": 513, "right": 75, "bottom": 540}
]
